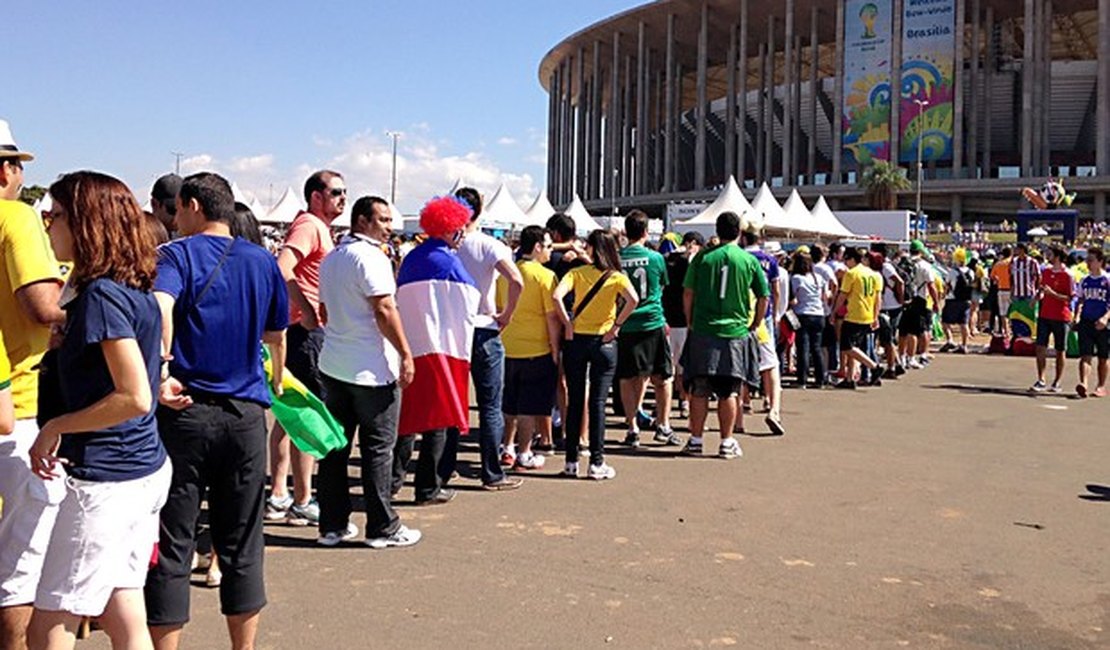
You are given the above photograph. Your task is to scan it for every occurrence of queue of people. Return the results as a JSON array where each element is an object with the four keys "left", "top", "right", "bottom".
[{"left": 1, "top": 112, "right": 1108, "bottom": 650}]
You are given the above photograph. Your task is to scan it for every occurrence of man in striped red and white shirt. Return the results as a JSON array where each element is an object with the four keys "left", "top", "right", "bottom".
[{"left": 1009, "top": 242, "right": 1041, "bottom": 301}]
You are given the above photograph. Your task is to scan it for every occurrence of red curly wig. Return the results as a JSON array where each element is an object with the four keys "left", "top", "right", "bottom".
[{"left": 420, "top": 196, "right": 472, "bottom": 238}]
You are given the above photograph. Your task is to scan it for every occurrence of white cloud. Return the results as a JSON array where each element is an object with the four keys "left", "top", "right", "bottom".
[
  {"left": 497, "top": 137, "right": 518, "bottom": 146},
  {"left": 169, "top": 126, "right": 538, "bottom": 216}
]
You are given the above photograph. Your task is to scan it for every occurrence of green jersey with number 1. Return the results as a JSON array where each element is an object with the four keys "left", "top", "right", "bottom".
[
  {"left": 619, "top": 244, "right": 668, "bottom": 333},
  {"left": 683, "top": 243, "right": 769, "bottom": 338}
]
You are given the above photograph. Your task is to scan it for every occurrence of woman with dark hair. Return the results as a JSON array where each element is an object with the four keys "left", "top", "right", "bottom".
[
  {"left": 27, "top": 171, "right": 169, "bottom": 650},
  {"left": 552, "top": 229, "right": 638, "bottom": 480},
  {"left": 231, "top": 202, "right": 264, "bottom": 246},
  {"left": 789, "top": 251, "right": 829, "bottom": 388}
]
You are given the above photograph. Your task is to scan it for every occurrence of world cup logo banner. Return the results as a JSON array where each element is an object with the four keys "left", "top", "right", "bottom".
[
  {"left": 899, "top": 0, "right": 957, "bottom": 163},
  {"left": 842, "top": 0, "right": 894, "bottom": 168}
]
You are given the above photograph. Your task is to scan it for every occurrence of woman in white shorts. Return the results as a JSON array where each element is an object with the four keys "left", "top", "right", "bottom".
[{"left": 27, "top": 172, "right": 170, "bottom": 650}]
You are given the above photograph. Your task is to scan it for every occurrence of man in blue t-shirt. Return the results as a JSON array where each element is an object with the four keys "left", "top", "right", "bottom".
[
  {"left": 145, "top": 173, "right": 288, "bottom": 650},
  {"left": 1076, "top": 247, "right": 1110, "bottom": 398}
]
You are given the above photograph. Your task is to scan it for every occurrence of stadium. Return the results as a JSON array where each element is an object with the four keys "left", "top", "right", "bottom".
[{"left": 538, "top": 0, "right": 1110, "bottom": 223}]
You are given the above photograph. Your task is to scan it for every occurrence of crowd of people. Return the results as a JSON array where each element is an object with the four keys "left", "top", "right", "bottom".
[{"left": 1, "top": 115, "right": 1108, "bottom": 650}]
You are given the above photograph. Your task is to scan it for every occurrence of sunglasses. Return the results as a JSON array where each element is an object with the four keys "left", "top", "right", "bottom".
[{"left": 327, "top": 188, "right": 347, "bottom": 197}]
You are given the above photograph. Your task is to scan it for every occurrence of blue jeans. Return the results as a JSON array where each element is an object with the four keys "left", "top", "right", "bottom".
[
  {"left": 796, "top": 314, "right": 826, "bottom": 387},
  {"left": 563, "top": 334, "right": 617, "bottom": 466},
  {"left": 439, "top": 328, "right": 506, "bottom": 485}
]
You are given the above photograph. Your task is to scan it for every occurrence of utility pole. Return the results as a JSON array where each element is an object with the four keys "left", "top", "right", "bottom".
[
  {"left": 171, "top": 152, "right": 184, "bottom": 175},
  {"left": 914, "top": 99, "right": 929, "bottom": 220},
  {"left": 386, "top": 131, "right": 402, "bottom": 205}
]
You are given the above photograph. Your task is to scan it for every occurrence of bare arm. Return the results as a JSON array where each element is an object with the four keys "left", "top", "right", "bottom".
[
  {"left": 277, "top": 248, "right": 316, "bottom": 329},
  {"left": 262, "top": 330, "right": 286, "bottom": 396},
  {"left": 494, "top": 257, "right": 524, "bottom": 329},
  {"left": 370, "top": 294, "right": 415, "bottom": 389},
  {"left": 604, "top": 285, "right": 640, "bottom": 343},
  {"left": 683, "top": 287, "right": 695, "bottom": 328},
  {"left": 552, "top": 280, "right": 574, "bottom": 339},
  {"left": 15, "top": 280, "right": 65, "bottom": 326},
  {"left": 154, "top": 291, "right": 192, "bottom": 410},
  {"left": 545, "top": 312, "right": 563, "bottom": 363},
  {"left": 0, "top": 388, "right": 12, "bottom": 436},
  {"left": 30, "top": 338, "right": 152, "bottom": 479},
  {"left": 832, "top": 290, "right": 847, "bottom": 318}
]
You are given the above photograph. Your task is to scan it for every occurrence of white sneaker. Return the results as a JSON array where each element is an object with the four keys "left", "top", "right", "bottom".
[
  {"left": 681, "top": 437, "right": 703, "bottom": 456},
  {"left": 317, "top": 522, "right": 359, "bottom": 547},
  {"left": 907, "top": 359, "right": 923, "bottom": 370},
  {"left": 718, "top": 438, "right": 743, "bottom": 459},
  {"left": 515, "top": 451, "right": 546, "bottom": 470},
  {"left": 1048, "top": 382, "right": 1062, "bottom": 394},
  {"left": 366, "top": 525, "right": 422, "bottom": 549},
  {"left": 587, "top": 462, "right": 616, "bottom": 480},
  {"left": 264, "top": 494, "right": 292, "bottom": 521},
  {"left": 562, "top": 461, "right": 579, "bottom": 478}
]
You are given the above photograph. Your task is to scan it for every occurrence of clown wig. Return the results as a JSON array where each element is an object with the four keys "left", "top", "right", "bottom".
[{"left": 420, "top": 196, "right": 472, "bottom": 238}]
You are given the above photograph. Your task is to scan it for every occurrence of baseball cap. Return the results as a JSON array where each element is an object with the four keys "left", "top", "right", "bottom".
[{"left": 910, "top": 239, "right": 927, "bottom": 255}]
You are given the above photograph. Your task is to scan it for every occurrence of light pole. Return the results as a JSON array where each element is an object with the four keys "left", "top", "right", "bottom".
[
  {"left": 913, "top": 99, "right": 929, "bottom": 222},
  {"left": 386, "top": 131, "right": 402, "bottom": 205},
  {"left": 171, "top": 152, "right": 184, "bottom": 175},
  {"left": 610, "top": 168, "right": 619, "bottom": 216}
]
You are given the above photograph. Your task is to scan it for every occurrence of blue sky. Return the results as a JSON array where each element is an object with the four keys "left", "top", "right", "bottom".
[{"left": 8, "top": 1, "right": 633, "bottom": 212}]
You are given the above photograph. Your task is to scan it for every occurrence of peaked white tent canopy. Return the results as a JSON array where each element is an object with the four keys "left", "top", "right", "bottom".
[
  {"left": 230, "top": 182, "right": 251, "bottom": 205},
  {"left": 447, "top": 178, "right": 470, "bottom": 195},
  {"left": 480, "top": 183, "right": 533, "bottom": 230},
  {"left": 563, "top": 194, "right": 603, "bottom": 235},
  {"left": 809, "top": 196, "right": 856, "bottom": 239},
  {"left": 674, "top": 176, "right": 758, "bottom": 235},
  {"left": 753, "top": 183, "right": 792, "bottom": 233},
  {"left": 33, "top": 193, "right": 53, "bottom": 216},
  {"left": 263, "top": 187, "right": 304, "bottom": 225},
  {"left": 248, "top": 198, "right": 268, "bottom": 221},
  {"left": 525, "top": 190, "right": 556, "bottom": 226},
  {"left": 779, "top": 189, "right": 820, "bottom": 235}
]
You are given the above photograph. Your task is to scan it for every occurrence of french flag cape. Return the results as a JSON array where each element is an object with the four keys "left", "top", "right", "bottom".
[{"left": 395, "top": 239, "right": 479, "bottom": 436}]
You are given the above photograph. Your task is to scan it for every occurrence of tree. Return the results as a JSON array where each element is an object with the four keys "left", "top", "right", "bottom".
[
  {"left": 20, "top": 184, "right": 47, "bottom": 206},
  {"left": 860, "top": 160, "right": 910, "bottom": 210}
]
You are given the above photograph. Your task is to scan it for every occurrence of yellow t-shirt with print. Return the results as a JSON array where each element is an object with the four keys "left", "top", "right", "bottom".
[
  {"left": 558, "top": 265, "right": 635, "bottom": 335},
  {"left": 0, "top": 326, "right": 11, "bottom": 393},
  {"left": 500, "top": 259, "right": 559, "bottom": 359},
  {"left": 840, "top": 264, "right": 882, "bottom": 325},
  {"left": 0, "top": 199, "right": 63, "bottom": 419}
]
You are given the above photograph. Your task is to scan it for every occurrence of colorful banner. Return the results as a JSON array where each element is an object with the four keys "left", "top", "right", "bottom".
[
  {"left": 899, "top": 0, "right": 957, "bottom": 163},
  {"left": 842, "top": 0, "right": 894, "bottom": 167}
]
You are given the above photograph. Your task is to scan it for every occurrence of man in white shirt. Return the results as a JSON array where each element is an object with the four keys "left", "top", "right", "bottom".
[
  {"left": 316, "top": 196, "right": 421, "bottom": 548},
  {"left": 451, "top": 188, "right": 524, "bottom": 491}
]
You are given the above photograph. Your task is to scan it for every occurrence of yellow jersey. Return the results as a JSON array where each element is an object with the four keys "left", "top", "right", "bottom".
[
  {"left": 840, "top": 264, "right": 882, "bottom": 325},
  {"left": 0, "top": 199, "right": 63, "bottom": 418},
  {"left": 500, "top": 260, "right": 559, "bottom": 359},
  {"left": 557, "top": 265, "right": 635, "bottom": 335}
]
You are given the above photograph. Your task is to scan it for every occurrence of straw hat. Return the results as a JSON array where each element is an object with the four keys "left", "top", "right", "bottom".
[{"left": 0, "top": 120, "right": 34, "bottom": 161}]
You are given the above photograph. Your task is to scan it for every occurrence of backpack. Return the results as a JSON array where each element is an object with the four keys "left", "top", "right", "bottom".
[
  {"left": 895, "top": 257, "right": 916, "bottom": 304},
  {"left": 953, "top": 268, "right": 974, "bottom": 301}
]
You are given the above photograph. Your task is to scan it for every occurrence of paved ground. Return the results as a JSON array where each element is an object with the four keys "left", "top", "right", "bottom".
[{"left": 85, "top": 351, "right": 1108, "bottom": 649}]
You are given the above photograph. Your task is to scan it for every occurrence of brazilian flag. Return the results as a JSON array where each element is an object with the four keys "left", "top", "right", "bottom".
[
  {"left": 1008, "top": 298, "right": 1080, "bottom": 357},
  {"left": 262, "top": 347, "right": 346, "bottom": 459}
]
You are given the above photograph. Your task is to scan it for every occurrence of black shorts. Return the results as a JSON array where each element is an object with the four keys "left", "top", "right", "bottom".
[
  {"left": 1077, "top": 320, "right": 1109, "bottom": 359},
  {"left": 822, "top": 320, "right": 837, "bottom": 348},
  {"left": 286, "top": 324, "right": 326, "bottom": 400},
  {"left": 899, "top": 297, "right": 931, "bottom": 337},
  {"left": 1035, "top": 318, "right": 1069, "bottom": 352},
  {"left": 616, "top": 327, "right": 673, "bottom": 380},
  {"left": 503, "top": 355, "right": 558, "bottom": 416},
  {"left": 146, "top": 398, "right": 269, "bottom": 625},
  {"left": 941, "top": 300, "right": 970, "bottom": 325},
  {"left": 879, "top": 308, "right": 902, "bottom": 346},
  {"left": 689, "top": 375, "right": 746, "bottom": 399},
  {"left": 840, "top": 321, "right": 872, "bottom": 351}
]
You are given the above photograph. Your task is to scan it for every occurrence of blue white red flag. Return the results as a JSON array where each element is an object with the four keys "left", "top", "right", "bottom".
[{"left": 395, "top": 238, "right": 478, "bottom": 435}]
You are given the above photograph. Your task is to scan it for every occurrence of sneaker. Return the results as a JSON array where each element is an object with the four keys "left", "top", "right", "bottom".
[
  {"left": 955, "top": 345, "right": 968, "bottom": 355},
  {"left": 265, "top": 494, "right": 292, "bottom": 521},
  {"left": 635, "top": 410, "right": 655, "bottom": 430},
  {"left": 1093, "top": 387, "right": 1107, "bottom": 398},
  {"left": 867, "top": 374, "right": 883, "bottom": 388},
  {"left": 653, "top": 425, "right": 682, "bottom": 446},
  {"left": 1076, "top": 384, "right": 1088, "bottom": 398},
  {"left": 939, "top": 342, "right": 955, "bottom": 353},
  {"left": 834, "top": 380, "right": 857, "bottom": 390},
  {"left": 621, "top": 429, "right": 641, "bottom": 449},
  {"left": 499, "top": 447, "right": 517, "bottom": 467},
  {"left": 415, "top": 489, "right": 456, "bottom": 506},
  {"left": 515, "top": 451, "right": 546, "bottom": 470},
  {"left": 482, "top": 476, "right": 524, "bottom": 491},
  {"left": 287, "top": 499, "right": 320, "bottom": 526},
  {"left": 587, "top": 463, "right": 617, "bottom": 480},
  {"left": 882, "top": 368, "right": 898, "bottom": 380},
  {"left": 717, "top": 438, "right": 743, "bottom": 459},
  {"left": 764, "top": 415, "right": 785, "bottom": 436},
  {"left": 317, "top": 522, "right": 359, "bottom": 547},
  {"left": 907, "top": 359, "right": 923, "bottom": 370},
  {"left": 561, "top": 461, "right": 579, "bottom": 478},
  {"left": 678, "top": 400, "right": 688, "bottom": 418},
  {"left": 205, "top": 565, "right": 222, "bottom": 588},
  {"left": 681, "top": 438, "right": 703, "bottom": 456},
  {"left": 894, "top": 364, "right": 907, "bottom": 376},
  {"left": 366, "top": 524, "right": 422, "bottom": 549},
  {"left": 1029, "top": 380, "right": 1047, "bottom": 393},
  {"left": 1048, "top": 382, "right": 1062, "bottom": 394}
]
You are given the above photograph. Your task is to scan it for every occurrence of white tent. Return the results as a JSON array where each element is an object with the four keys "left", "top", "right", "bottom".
[
  {"left": 808, "top": 196, "right": 856, "bottom": 239},
  {"left": 480, "top": 183, "right": 532, "bottom": 230},
  {"left": 33, "top": 194, "right": 53, "bottom": 216},
  {"left": 779, "top": 189, "right": 823, "bottom": 235},
  {"left": 263, "top": 187, "right": 304, "bottom": 225},
  {"left": 753, "top": 183, "right": 791, "bottom": 233},
  {"left": 248, "top": 198, "right": 268, "bottom": 220},
  {"left": 674, "top": 176, "right": 757, "bottom": 235},
  {"left": 447, "top": 178, "right": 470, "bottom": 195},
  {"left": 230, "top": 182, "right": 251, "bottom": 205},
  {"left": 525, "top": 190, "right": 556, "bottom": 226},
  {"left": 563, "top": 194, "right": 603, "bottom": 235}
]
